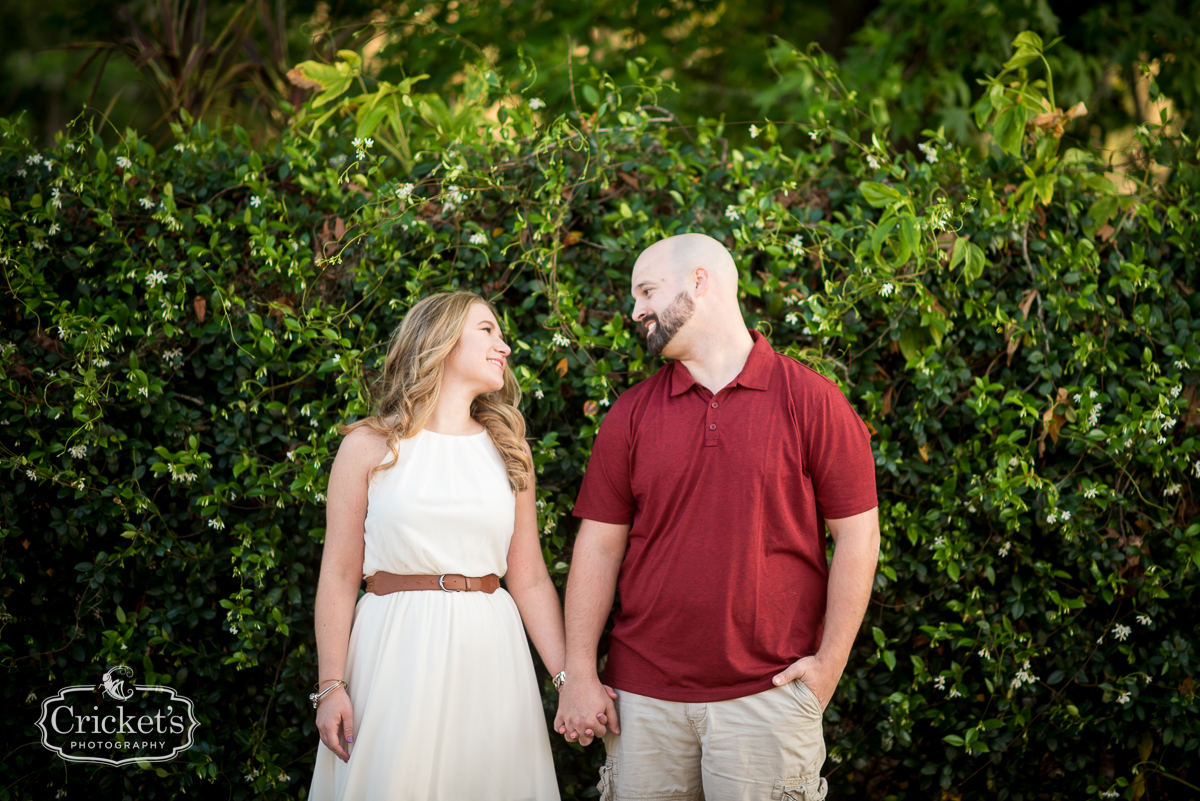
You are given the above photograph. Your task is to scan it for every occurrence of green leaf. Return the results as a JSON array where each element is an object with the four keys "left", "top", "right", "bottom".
[
  {"left": 872, "top": 626, "right": 887, "bottom": 648},
  {"left": 860, "top": 181, "right": 904, "bottom": 208}
]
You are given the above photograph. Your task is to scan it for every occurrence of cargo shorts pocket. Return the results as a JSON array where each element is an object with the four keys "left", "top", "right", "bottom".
[
  {"left": 597, "top": 754, "right": 618, "bottom": 801},
  {"left": 773, "top": 775, "right": 828, "bottom": 801},
  {"left": 787, "top": 678, "right": 823, "bottom": 718}
]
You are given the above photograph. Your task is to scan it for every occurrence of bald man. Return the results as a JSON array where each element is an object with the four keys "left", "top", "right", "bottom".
[{"left": 554, "top": 234, "right": 880, "bottom": 800}]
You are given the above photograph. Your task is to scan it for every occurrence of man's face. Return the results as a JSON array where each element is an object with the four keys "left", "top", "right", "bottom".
[{"left": 632, "top": 268, "right": 695, "bottom": 357}]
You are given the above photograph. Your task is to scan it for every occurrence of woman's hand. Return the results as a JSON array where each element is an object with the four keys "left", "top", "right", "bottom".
[{"left": 315, "top": 687, "right": 355, "bottom": 762}]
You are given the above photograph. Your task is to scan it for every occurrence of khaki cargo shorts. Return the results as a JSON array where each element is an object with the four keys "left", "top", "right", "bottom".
[{"left": 597, "top": 680, "right": 827, "bottom": 801}]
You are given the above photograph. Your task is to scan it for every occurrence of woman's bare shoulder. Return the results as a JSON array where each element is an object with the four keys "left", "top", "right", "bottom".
[{"left": 335, "top": 422, "right": 392, "bottom": 469}]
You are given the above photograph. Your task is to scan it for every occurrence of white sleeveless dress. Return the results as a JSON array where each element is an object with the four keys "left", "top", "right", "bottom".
[{"left": 308, "top": 428, "right": 559, "bottom": 800}]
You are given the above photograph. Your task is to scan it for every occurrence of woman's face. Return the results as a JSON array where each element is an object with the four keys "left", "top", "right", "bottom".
[{"left": 443, "top": 302, "right": 511, "bottom": 396}]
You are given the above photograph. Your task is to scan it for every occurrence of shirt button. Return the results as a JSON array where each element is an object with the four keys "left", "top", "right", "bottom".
[
  {"left": 711, "top": 401, "right": 719, "bottom": 409},
  {"left": 709, "top": 423, "right": 717, "bottom": 430}
]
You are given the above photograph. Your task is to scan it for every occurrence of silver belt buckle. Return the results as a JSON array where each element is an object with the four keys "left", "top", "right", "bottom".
[{"left": 438, "top": 574, "right": 460, "bottom": 593}]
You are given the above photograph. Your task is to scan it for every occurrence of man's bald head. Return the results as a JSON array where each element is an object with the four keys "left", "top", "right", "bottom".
[
  {"left": 629, "top": 233, "right": 747, "bottom": 360},
  {"left": 632, "top": 233, "right": 739, "bottom": 298}
]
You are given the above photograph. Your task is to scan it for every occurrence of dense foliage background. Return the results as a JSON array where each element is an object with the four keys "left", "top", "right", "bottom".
[{"left": 2, "top": 3, "right": 1199, "bottom": 800}]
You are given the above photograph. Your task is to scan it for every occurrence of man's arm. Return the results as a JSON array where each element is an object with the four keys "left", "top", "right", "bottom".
[
  {"left": 553, "top": 518, "right": 630, "bottom": 746},
  {"left": 772, "top": 506, "right": 880, "bottom": 709}
]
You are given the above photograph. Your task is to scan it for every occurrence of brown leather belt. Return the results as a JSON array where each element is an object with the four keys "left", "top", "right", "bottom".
[{"left": 364, "top": 571, "right": 501, "bottom": 595}]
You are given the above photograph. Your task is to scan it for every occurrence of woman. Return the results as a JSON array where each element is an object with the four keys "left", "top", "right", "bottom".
[{"left": 308, "top": 291, "right": 563, "bottom": 799}]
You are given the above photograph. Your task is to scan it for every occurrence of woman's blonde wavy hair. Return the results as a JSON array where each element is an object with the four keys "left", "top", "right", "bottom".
[{"left": 339, "top": 291, "right": 533, "bottom": 493}]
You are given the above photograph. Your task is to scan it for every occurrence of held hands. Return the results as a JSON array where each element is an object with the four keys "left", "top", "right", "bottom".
[
  {"left": 772, "top": 653, "right": 843, "bottom": 712},
  {"left": 554, "top": 676, "right": 619, "bottom": 746},
  {"left": 315, "top": 687, "right": 355, "bottom": 763}
]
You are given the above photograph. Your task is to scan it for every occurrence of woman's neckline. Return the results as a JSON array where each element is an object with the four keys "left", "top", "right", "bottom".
[{"left": 420, "top": 426, "right": 488, "bottom": 439}]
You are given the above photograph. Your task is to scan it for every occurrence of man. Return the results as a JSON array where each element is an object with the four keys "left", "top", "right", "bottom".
[{"left": 553, "top": 233, "right": 879, "bottom": 800}]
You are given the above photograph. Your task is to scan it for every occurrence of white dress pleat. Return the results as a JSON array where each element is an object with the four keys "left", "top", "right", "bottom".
[{"left": 308, "top": 428, "right": 559, "bottom": 800}]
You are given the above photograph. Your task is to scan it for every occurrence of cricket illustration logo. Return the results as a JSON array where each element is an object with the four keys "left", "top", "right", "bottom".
[{"left": 98, "top": 665, "right": 135, "bottom": 701}]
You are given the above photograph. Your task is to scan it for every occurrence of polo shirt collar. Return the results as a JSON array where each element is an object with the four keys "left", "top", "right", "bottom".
[{"left": 669, "top": 329, "right": 774, "bottom": 396}]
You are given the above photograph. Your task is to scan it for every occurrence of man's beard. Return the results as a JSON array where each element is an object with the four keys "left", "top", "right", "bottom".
[{"left": 643, "top": 291, "right": 695, "bottom": 357}]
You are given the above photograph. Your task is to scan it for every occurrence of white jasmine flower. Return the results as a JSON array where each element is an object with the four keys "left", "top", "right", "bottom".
[
  {"left": 1073, "top": 393, "right": 1081, "bottom": 403},
  {"left": 1116, "top": 690, "right": 1131, "bottom": 705},
  {"left": 174, "top": 143, "right": 186, "bottom": 152},
  {"left": 725, "top": 205, "right": 740, "bottom": 221},
  {"left": 948, "top": 687, "right": 962, "bottom": 698},
  {"left": 1047, "top": 512, "right": 1058, "bottom": 524},
  {"left": 138, "top": 387, "right": 148, "bottom": 397},
  {"left": 48, "top": 223, "right": 60, "bottom": 235},
  {"left": 809, "top": 130, "right": 819, "bottom": 141},
  {"left": 1090, "top": 389, "right": 1098, "bottom": 399},
  {"left": 552, "top": 333, "right": 571, "bottom": 348},
  {"left": 749, "top": 125, "right": 760, "bottom": 139},
  {"left": 68, "top": 444, "right": 88, "bottom": 459},
  {"left": 208, "top": 518, "right": 225, "bottom": 530},
  {"left": 146, "top": 270, "right": 168, "bottom": 288},
  {"left": 786, "top": 313, "right": 799, "bottom": 325},
  {"left": 787, "top": 234, "right": 804, "bottom": 254},
  {"left": 1136, "top": 614, "right": 1151, "bottom": 626},
  {"left": 918, "top": 142, "right": 939, "bottom": 163},
  {"left": 1164, "top": 483, "right": 1181, "bottom": 497},
  {"left": 139, "top": 197, "right": 155, "bottom": 209},
  {"left": 932, "top": 535, "right": 946, "bottom": 549},
  {"left": 880, "top": 282, "right": 894, "bottom": 297},
  {"left": 469, "top": 232, "right": 487, "bottom": 245},
  {"left": 25, "top": 470, "right": 36, "bottom": 480},
  {"left": 866, "top": 154, "right": 880, "bottom": 169},
  {"left": 534, "top": 389, "right": 544, "bottom": 399},
  {"left": 934, "top": 675, "right": 946, "bottom": 690},
  {"left": 364, "top": 138, "right": 374, "bottom": 148},
  {"left": 395, "top": 183, "right": 415, "bottom": 200},
  {"left": 1061, "top": 510, "right": 1071, "bottom": 521},
  {"left": 116, "top": 156, "right": 132, "bottom": 169},
  {"left": 1103, "top": 790, "right": 1120, "bottom": 799},
  {"left": 93, "top": 357, "right": 109, "bottom": 368},
  {"left": 1009, "top": 457, "right": 1019, "bottom": 466},
  {"left": 1112, "top": 624, "right": 1131, "bottom": 642},
  {"left": 529, "top": 98, "right": 546, "bottom": 110},
  {"left": 32, "top": 241, "right": 46, "bottom": 251},
  {"left": 27, "top": 153, "right": 42, "bottom": 165},
  {"left": 17, "top": 168, "right": 26, "bottom": 177},
  {"left": 250, "top": 196, "right": 262, "bottom": 208},
  {"left": 351, "top": 137, "right": 363, "bottom": 149},
  {"left": 1171, "top": 384, "right": 1181, "bottom": 398},
  {"left": 600, "top": 397, "right": 610, "bottom": 406},
  {"left": 286, "top": 450, "right": 296, "bottom": 462},
  {"left": 1084, "top": 487, "right": 1097, "bottom": 499},
  {"left": 978, "top": 649, "right": 988, "bottom": 659}
]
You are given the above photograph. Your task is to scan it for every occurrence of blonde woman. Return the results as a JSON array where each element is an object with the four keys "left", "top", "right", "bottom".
[{"left": 308, "top": 292, "right": 564, "bottom": 799}]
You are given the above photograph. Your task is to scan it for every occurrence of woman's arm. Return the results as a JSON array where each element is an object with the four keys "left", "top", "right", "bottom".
[
  {"left": 313, "top": 426, "right": 380, "bottom": 761},
  {"left": 503, "top": 444, "right": 566, "bottom": 678}
]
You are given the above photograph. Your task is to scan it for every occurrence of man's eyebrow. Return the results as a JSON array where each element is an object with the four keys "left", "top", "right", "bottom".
[{"left": 633, "top": 281, "right": 657, "bottom": 292}]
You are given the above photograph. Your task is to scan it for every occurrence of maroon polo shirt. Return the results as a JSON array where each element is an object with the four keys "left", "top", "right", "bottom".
[{"left": 572, "top": 329, "right": 877, "bottom": 702}]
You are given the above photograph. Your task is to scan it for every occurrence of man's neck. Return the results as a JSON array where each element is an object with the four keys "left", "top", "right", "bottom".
[{"left": 675, "top": 325, "right": 755, "bottom": 395}]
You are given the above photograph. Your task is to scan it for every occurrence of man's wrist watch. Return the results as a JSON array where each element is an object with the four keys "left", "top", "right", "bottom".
[{"left": 552, "top": 670, "right": 567, "bottom": 690}]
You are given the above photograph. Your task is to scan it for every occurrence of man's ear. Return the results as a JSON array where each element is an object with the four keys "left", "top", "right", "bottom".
[{"left": 692, "top": 266, "right": 711, "bottom": 295}]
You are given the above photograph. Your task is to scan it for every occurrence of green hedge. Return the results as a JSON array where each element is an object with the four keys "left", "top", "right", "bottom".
[{"left": 2, "top": 38, "right": 1199, "bottom": 800}]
